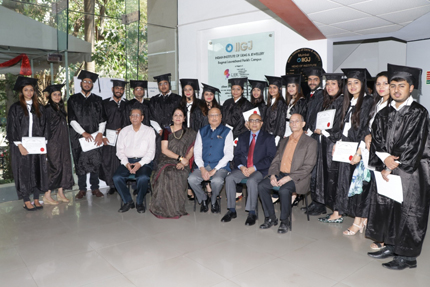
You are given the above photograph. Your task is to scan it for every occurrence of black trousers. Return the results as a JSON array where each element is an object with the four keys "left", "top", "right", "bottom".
[
  {"left": 258, "top": 173, "right": 296, "bottom": 222},
  {"left": 78, "top": 172, "right": 99, "bottom": 191}
]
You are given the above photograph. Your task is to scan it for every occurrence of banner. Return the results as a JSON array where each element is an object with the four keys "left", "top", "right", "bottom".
[
  {"left": 208, "top": 32, "right": 274, "bottom": 104},
  {"left": 0, "top": 53, "right": 31, "bottom": 75}
]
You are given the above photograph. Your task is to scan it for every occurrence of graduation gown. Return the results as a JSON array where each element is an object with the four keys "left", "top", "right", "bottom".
[
  {"left": 221, "top": 97, "right": 253, "bottom": 139},
  {"left": 366, "top": 101, "right": 430, "bottom": 257},
  {"left": 149, "top": 93, "right": 181, "bottom": 129},
  {"left": 190, "top": 105, "right": 208, "bottom": 132},
  {"left": 262, "top": 99, "right": 288, "bottom": 138},
  {"left": 254, "top": 102, "right": 267, "bottom": 120},
  {"left": 335, "top": 95, "right": 373, "bottom": 215},
  {"left": 313, "top": 95, "right": 344, "bottom": 206},
  {"left": 125, "top": 98, "right": 150, "bottom": 126},
  {"left": 305, "top": 89, "right": 323, "bottom": 139},
  {"left": 289, "top": 97, "right": 307, "bottom": 120},
  {"left": 45, "top": 105, "right": 74, "bottom": 190},
  {"left": 67, "top": 93, "right": 106, "bottom": 176},
  {"left": 6, "top": 102, "right": 49, "bottom": 199},
  {"left": 99, "top": 98, "right": 128, "bottom": 187}
]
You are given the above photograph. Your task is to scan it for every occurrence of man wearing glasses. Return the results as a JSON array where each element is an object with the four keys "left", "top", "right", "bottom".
[
  {"left": 125, "top": 80, "right": 151, "bottom": 127},
  {"left": 188, "top": 108, "right": 233, "bottom": 213},
  {"left": 221, "top": 113, "right": 276, "bottom": 226}
]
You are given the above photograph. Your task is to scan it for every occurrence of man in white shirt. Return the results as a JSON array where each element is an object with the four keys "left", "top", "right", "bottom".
[
  {"left": 113, "top": 108, "right": 156, "bottom": 213},
  {"left": 188, "top": 108, "right": 234, "bottom": 213}
]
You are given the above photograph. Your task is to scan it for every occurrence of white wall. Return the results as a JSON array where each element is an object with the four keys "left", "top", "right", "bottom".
[
  {"left": 178, "top": 0, "right": 332, "bottom": 83},
  {"left": 407, "top": 39, "right": 430, "bottom": 111}
]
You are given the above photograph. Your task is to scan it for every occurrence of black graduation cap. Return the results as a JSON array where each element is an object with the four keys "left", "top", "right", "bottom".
[
  {"left": 228, "top": 77, "right": 248, "bottom": 89},
  {"left": 201, "top": 83, "right": 220, "bottom": 94},
  {"left": 265, "top": 75, "right": 283, "bottom": 88},
  {"left": 77, "top": 70, "right": 99, "bottom": 82},
  {"left": 324, "top": 73, "right": 344, "bottom": 82},
  {"left": 387, "top": 63, "right": 422, "bottom": 89},
  {"left": 130, "top": 80, "right": 148, "bottom": 89},
  {"left": 43, "top": 84, "right": 64, "bottom": 94},
  {"left": 180, "top": 78, "right": 200, "bottom": 91},
  {"left": 341, "top": 68, "right": 372, "bottom": 83},
  {"left": 153, "top": 73, "right": 171, "bottom": 83},
  {"left": 281, "top": 74, "right": 301, "bottom": 86},
  {"left": 302, "top": 67, "right": 325, "bottom": 79},
  {"left": 111, "top": 79, "right": 128, "bottom": 88},
  {"left": 13, "top": 76, "right": 38, "bottom": 91},
  {"left": 248, "top": 79, "right": 268, "bottom": 91}
]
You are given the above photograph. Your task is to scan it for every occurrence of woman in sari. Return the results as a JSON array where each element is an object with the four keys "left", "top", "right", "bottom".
[{"left": 150, "top": 108, "right": 197, "bottom": 218}]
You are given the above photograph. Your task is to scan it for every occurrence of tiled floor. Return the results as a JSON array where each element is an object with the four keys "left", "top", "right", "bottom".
[{"left": 1, "top": 188, "right": 430, "bottom": 287}]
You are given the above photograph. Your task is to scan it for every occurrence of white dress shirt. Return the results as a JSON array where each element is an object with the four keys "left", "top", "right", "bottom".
[{"left": 116, "top": 124, "right": 156, "bottom": 167}]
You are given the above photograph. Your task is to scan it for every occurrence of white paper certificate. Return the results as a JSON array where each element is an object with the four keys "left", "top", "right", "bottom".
[
  {"left": 243, "top": 107, "right": 260, "bottom": 121},
  {"left": 316, "top": 109, "right": 336, "bottom": 130},
  {"left": 332, "top": 141, "right": 358, "bottom": 163},
  {"left": 105, "top": 129, "right": 118, "bottom": 147},
  {"left": 21, "top": 137, "right": 47, "bottom": 154},
  {"left": 79, "top": 132, "right": 103, "bottom": 152},
  {"left": 374, "top": 171, "right": 403, "bottom": 203}
]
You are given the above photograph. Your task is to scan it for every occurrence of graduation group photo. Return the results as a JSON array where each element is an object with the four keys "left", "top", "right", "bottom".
[{"left": 2, "top": 1, "right": 430, "bottom": 286}]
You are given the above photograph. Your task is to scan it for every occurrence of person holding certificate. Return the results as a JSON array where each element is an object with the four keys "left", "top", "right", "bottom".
[
  {"left": 100, "top": 80, "right": 128, "bottom": 195},
  {"left": 125, "top": 80, "right": 150, "bottom": 127},
  {"left": 366, "top": 64, "right": 430, "bottom": 270},
  {"left": 43, "top": 84, "right": 74, "bottom": 205},
  {"left": 7, "top": 77, "right": 48, "bottom": 211},
  {"left": 68, "top": 70, "right": 106, "bottom": 199},
  {"left": 248, "top": 79, "right": 268, "bottom": 117},
  {"left": 320, "top": 69, "right": 373, "bottom": 226},
  {"left": 261, "top": 76, "right": 288, "bottom": 139},
  {"left": 222, "top": 78, "right": 253, "bottom": 139}
]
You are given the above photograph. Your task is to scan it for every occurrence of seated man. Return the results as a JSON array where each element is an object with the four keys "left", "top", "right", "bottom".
[
  {"left": 222, "top": 113, "right": 276, "bottom": 225},
  {"left": 113, "top": 108, "right": 156, "bottom": 213},
  {"left": 258, "top": 113, "right": 317, "bottom": 233},
  {"left": 188, "top": 108, "right": 233, "bottom": 213}
]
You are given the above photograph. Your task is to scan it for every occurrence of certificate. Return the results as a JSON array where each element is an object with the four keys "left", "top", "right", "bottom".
[
  {"left": 243, "top": 107, "right": 260, "bottom": 121},
  {"left": 374, "top": 171, "right": 403, "bottom": 203},
  {"left": 233, "top": 137, "right": 238, "bottom": 147},
  {"left": 332, "top": 141, "right": 358, "bottom": 163},
  {"left": 105, "top": 129, "right": 118, "bottom": 147},
  {"left": 79, "top": 132, "right": 103, "bottom": 152},
  {"left": 316, "top": 109, "right": 336, "bottom": 130},
  {"left": 21, "top": 137, "right": 47, "bottom": 154}
]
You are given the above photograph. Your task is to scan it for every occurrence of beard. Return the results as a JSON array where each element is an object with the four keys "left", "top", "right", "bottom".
[{"left": 81, "top": 83, "right": 93, "bottom": 94}]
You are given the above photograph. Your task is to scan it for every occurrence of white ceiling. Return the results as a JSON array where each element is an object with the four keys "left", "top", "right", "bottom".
[{"left": 292, "top": 0, "right": 430, "bottom": 40}]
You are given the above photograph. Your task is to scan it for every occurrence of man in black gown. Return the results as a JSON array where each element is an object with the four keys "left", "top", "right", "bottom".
[
  {"left": 125, "top": 80, "right": 150, "bottom": 127},
  {"left": 301, "top": 67, "right": 327, "bottom": 216},
  {"left": 68, "top": 70, "right": 106, "bottom": 199},
  {"left": 149, "top": 73, "right": 181, "bottom": 134},
  {"left": 100, "top": 80, "right": 128, "bottom": 195},
  {"left": 367, "top": 64, "right": 430, "bottom": 270}
]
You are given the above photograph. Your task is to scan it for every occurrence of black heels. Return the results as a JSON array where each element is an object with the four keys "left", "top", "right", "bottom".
[
  {"left": 187, "top": 194, "right": 195, "bottom": 201},
  {"left": 291, "top": 195, "right": 304, "bottom": 207}
]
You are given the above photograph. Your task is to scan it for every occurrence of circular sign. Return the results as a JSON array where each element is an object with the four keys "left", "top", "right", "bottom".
[
  {"left": 285, "top": 48, "right": 323, "bottom": 74},
  {"left": 226, "top": 44, "right": 233, "bottom": 53}
]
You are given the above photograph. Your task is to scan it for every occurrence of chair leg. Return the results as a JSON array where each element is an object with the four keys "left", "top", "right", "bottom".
[{"left": 305, "top": 193, "right": 310, "bottom": 221}]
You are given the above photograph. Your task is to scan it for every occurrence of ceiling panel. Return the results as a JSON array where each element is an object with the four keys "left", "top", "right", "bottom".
[
  {"left": 330, "top": 0, "right": 372, "bottom": 5},
  {"left": 291, "top": 0, "right": 341, "bottom": 14},
  {"left": 329, "top": 32, "right": 363, "bottom": 38},
  {"left": 355, "top": 24, "right": 403, "bottom": 35},
  {"left": 350, "top": 0, "right": 430, "bottom": 15},
  {"left": 307, "top": 6, "right": 370, "bottom": 25},
  {"left": 330, "top": 16, "right": 392, "bottom": 31},
  {"left": 317, "top": 25, "right": 349, "bottom": 36},
  {"left": 377, "top": 5, "right": 430, "bottom": 23}
]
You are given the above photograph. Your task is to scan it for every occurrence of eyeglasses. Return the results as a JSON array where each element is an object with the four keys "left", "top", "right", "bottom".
[
  {"left": 82, "top": 80, "right": 93, "bottom": 84},
  {"left": 208, "top": 114, "right": 221, "bottom": 118},
  {"left": 158, "top": 82, "right": 169, "bottom": 86},
  {"left": 249, "top": 119, "right": 261, "bottom": 123},
  {"left": 290, "top": 120, "right": 302, "bottom": 124},
  {"left": 130, "top": 114, "right": 142, "bottom": 118},
  {"left": 135, "top": 88, "right": 145, "bottom": 91}
]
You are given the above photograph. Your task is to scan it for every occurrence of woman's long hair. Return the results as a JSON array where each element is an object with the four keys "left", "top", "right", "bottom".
[
  {"left": 251, "top": 87, "right": 265, "bottom": 106},
  {"left": 19, "top": 85, "right": 41, "bottom": 118},
  {"left": 285, "top": 84, "right": 304, "bottom": 107},
  {"left": 200, "top": 92, "right": 220, "bottom": 116},
  {"left": 48, "top": 92, "right": 67, "bottom": 116},
  {"left": 341, "top": 79, "right": 366, "bottom": 130},
  {"left": 267, "top": 85, "right": 285, "bottom": 110},
  {"left": 180, "top": 86, "right": 199, "bottom": 113},
  {"left": 369, "top": 71, "right": 390, "bottom": 120},
  {"left": 322, "top": 79, "right": 343, "bottom": 110}
]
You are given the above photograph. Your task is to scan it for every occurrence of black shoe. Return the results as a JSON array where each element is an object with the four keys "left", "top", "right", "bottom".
[
  {"left": 382, "top": 256, "right": 417, "bottom": 270},
  {"left": 221, "top": 210, "right": 237, "bottom": 222},
  {"left": 211, "top": 201, "right": 220, "bottom": 213},
  {"left": 108, "top": 187, "right": 116, "bottom": 195},
  {"left": 245, "top": 213, "right": 257, "bottom": 226},
  {"left": 259, "top": 217, "right": 278, "bottom": 229},
  {"left": 118, "top": 201, "right": 135, "bottom": 213},
  {"left": 291, "top": 195, "right": 304, "bottom": 207},
  {"left": 277, "top": 221, "right": 289, "bottom": 233},
  {"left": 187, "top": 194, "right": 195, "bottom": 201},
  {"left": 23, "top": 204, "right": 36, "bottom": 211},
  {"left": 136, "top": 204, "right": 145, "bottom": 213},
  {"left": 200, "top": 200, "right": 209, "bottom": 213},
  {"left": 301, "top": 201, "right": 315, "bottom": 211},
  {"left": 306, "top": 206, "right": 327, "bottom": 216},
  {"left": 368, "top": 247, "right": 394, "bottom": 259}
]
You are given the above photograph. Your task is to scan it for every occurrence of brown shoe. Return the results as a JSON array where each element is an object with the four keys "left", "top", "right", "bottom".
[
  {"left": 92, "top": 189, "right": 104, "bottom": 197},
  {"left": 76, "top": 190, "right": 86, "bottom": 199}
]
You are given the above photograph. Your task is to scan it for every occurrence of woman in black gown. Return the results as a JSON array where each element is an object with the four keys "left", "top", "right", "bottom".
[
  {"left": 42, "top": 84, "right": 74, "bottom": 205},
  {"left": 248, "top": 79, "right": 267, "bottom": 117},
  {"left": 282, "top": 74, "right": 307, "bottom": 137},
  {"left": 222, "top": 78, "right": 253, "bottom": 139},
  {"left": 179, "top": 78, "right": 201, "bottom": 131},
  {"left": 191, "top": 83, "right": 221, "bottom": 132},
  {"left": 6, "top": 77, "right": 48, "bottom": 211},
  {"left": 319, "top": 69, "right": 373, "bottom": 228},
  {"left": 262, "top": 76, "right": 287, "bottom": 140}
]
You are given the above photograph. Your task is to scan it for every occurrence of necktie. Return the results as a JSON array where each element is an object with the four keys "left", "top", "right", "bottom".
[
  {"left": 310, "top": 91, "right": 315, "bottom": 98},
  {"left": 247, "top": 134, "right": 256, "bottom": 168}
]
